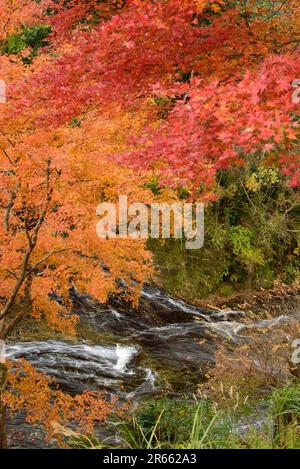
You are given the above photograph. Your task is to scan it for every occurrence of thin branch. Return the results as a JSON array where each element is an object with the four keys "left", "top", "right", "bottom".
[
  {"left": 5, "top": 270, "right": 18, "bottom": 280},
  {"left": 0, "top": 310, "right": 26, "bottom": 340},
  {"left": 3, "top": 183, "right": 20, "bottom": 231},
  {"left": 0, "top": 160, "right": 53, "bottom": 322}
]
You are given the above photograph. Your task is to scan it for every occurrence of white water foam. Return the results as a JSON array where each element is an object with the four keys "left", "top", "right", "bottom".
[{"left": 115, "top": 344, "right": 137, "bottom": 373}]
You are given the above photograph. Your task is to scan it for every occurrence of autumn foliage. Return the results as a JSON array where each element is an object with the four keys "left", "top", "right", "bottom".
[
  {"left": 3, "top": 359, "right": 122, "bottom": 445},
  {"left": 0, "top": 0, "right": 299, "bottom": 443}
]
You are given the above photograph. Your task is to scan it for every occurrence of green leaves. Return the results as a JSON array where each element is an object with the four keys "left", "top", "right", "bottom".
[{"left": 229, "top": 225, "right": 265, "bottom": 269}]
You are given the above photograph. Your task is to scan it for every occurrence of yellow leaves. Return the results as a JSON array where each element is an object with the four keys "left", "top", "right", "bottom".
[
  {"left": 272, "top": 343, "right": 287, "bottom": 354},
  {"left": 193, "top": 0, "right": 207, "bottom": 12},
  {"left": 245, "top": 173, "right": 260, "bottom": 193},
  {"left": 245, "top": 166, "right": 280, "bottom": 193},
  {"left": 194, "top": 0, "right": 224, "bottom": 13}
]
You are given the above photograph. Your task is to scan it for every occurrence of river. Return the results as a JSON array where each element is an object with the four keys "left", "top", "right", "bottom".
[{"left": 6, "top": 284, "right": 298, "bottom": 448}]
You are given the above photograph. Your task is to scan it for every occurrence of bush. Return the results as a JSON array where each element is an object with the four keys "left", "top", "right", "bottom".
[
  {"left": 1, "top": 24, "right": 52, "bottom": 63},
  {"left": 149, "top": 162, "right": 300, "bottom": 300},
  {"left": 271, "top": 382, "right": 300, "bottom": 441},
  {"left": 68, "top": 388, "right": 300, "bottom": 449},
  {"left": 135, "top": 399, "right": 197, "bottom": 445},
  {"left": 117, "top": 399, "right": 233, "bottom": 449}
]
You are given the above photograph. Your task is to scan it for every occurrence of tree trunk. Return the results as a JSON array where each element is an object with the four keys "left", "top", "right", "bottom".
[{"left": 0, "top": 363, "right": 7, "bottom": 449}]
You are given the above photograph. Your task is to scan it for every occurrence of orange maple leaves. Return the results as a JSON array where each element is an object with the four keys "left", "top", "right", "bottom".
[{"left": 3, "top": 359, "right": 122, "bottom": 444}]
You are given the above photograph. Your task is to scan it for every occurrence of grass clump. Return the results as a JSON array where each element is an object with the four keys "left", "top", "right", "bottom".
[
  {"left": 271, "top": 382, "right": 300, "bottom": 447},
  {"left": 68, "top": 382, "right": 300, "bottom": 449},
  {"left": 111, "top": 399, "right": 234, "bottom": 449}
]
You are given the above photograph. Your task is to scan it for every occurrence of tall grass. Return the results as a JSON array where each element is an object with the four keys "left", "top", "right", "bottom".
[{"left": 271, "top": 383, "right": 300, "bottom": 448}]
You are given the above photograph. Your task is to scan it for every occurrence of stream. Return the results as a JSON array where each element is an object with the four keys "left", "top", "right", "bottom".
[{"left": 6, "top": 284, "right": 298, "bottom": 448}]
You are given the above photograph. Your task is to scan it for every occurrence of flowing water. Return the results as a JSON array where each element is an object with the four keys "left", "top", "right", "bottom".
[{"left": 6, "top": 284, "right": 298, "bottom": 448}]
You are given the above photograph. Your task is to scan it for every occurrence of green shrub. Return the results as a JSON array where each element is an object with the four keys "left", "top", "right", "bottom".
[
  {"left": 229, "top": 225, "right": 265, "bottom": 274},
  {"left": 67, "top": 390, "right": 300, "bottom": 449},
  {"left": 1, "top": 24, "right": 52, "bottom": 63},
  {"left": 135, "top": 399, "right": 197, "bottom": 445},
  {"left": 149, "top": 161, "right": 299, "bottom": 300},
  {"left": 271, "top": 383, "right": 300, "bottom": 432}
]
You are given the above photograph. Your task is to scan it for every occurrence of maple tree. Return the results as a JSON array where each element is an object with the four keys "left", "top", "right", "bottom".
[
  {"left": 0, "top": 0, "right": 299, "bottom": 448},
  {"left": 0, "top": 1, "right": 153, "bottom": 447}
]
